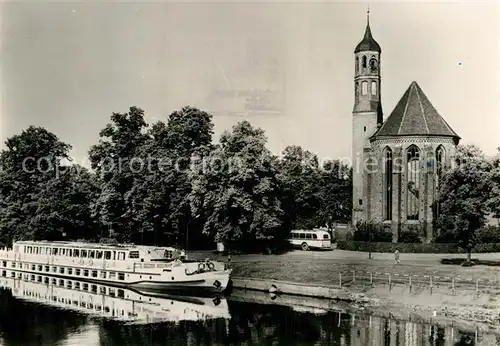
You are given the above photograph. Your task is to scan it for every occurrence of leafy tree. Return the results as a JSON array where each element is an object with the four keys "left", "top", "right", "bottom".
[
  {"left": 436, "top": 145, "right": 492, "bottom": 264},
  {"left": 277, "top": 146, "right": 322, "bottom": 230},
  {"left": 126, "top": 106, "right": 214, "bottom": 246},
  {"left": 317, "top": 160, "right": 352, "bottom": 228},
  {"left": 0, "top": 126, "right": 73, "bottom": 245},
  {"left": 88, "top": 106, "right": 149, "bottom": 242},
  {"left": 30, "top": 165, "right": 99, "bottom": 241},
  {"left": 487, "top": 147, "right": 500, "bottom": 221},
  {"left": 190, "top": 121, "right": 283, "bottom": 252}
]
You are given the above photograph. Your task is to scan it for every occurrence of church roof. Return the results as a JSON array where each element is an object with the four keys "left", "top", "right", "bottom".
[
  {"left": 354, "top": 16, "right": 381, "bottom": 53},
  {"left": 371, "top": 81, "right": 460, "bottom": 141}
]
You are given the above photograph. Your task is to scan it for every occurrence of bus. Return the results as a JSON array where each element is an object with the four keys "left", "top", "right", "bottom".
[{"left": 287, "top": 229, "right": 332, "bottom": 251}]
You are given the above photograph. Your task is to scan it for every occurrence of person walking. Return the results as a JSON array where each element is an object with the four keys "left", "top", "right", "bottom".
[{"left": 394, "top": 249, "right": 400, "bottom": 264}]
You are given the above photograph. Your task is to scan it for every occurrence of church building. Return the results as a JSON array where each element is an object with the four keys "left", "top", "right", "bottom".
[{"left": 351, "top": 14, "right": 461, "bottom": 242}]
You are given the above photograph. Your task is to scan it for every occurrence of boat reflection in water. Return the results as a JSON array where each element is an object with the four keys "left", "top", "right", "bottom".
[{"left": 0, "top": 270, "right": 230, "bottom": 325}]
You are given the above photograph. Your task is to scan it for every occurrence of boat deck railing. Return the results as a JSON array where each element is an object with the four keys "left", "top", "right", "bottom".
[{"left": 0, "top": 248, "right": 178, "bottom": 272}]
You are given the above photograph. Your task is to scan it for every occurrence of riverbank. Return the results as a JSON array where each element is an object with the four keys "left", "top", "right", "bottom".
[
  {"left": 230, "top": 277, "right": 500, "bottom": 332},
  {"left": 197, "top": 250, "right": 500, "bottom": 328},
  {"left": 229, "top": 288, "right": 500, "bottom": 337}
]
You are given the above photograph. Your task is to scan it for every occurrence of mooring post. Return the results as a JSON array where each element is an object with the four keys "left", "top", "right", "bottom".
[{"left": 339, "top": 273, "right": 342, "bottom": 288}]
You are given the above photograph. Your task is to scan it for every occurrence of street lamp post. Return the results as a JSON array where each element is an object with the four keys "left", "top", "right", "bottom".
[{"left": 369, "top": 226, "right": 372, "bottom": 259}]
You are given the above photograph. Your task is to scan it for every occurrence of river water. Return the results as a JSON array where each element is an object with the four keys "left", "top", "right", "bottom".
[{"left": 0, "top": 272, "right": 498, "bottom": 346}]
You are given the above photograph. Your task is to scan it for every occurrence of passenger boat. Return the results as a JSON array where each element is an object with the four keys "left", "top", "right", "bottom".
[
  {"left": 0, "top": 270, "right": 231, "bottom": 325},
  {"left": 0, "top": 241, "right": 232, "bottom": 295}
]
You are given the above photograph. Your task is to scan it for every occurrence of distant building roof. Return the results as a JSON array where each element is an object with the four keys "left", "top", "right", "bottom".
[{"left": 371, "top": 81, "right": 460, "bottom": 142}]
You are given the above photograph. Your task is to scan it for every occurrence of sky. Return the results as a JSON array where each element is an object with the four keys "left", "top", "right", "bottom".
[{"left": 1, "top": 1, "right": 499, "bottom": 166}]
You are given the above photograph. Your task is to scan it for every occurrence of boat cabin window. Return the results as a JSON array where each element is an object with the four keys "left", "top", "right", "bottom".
[
  {"left": 104, "top": 251, "right": 112, "bottom": 260},
  {"left": 129, "top": 251, "right": 140, "bottom": 259},
  {"left": 117, "top": 252, "right": 125, "bottom": 260},
  {"left": 89, "top": 250, "right": 95, "bottom": 259},
  {"left": 96, "top": 251, "right": 103, "bottom": 259},
  {"left": 81, "top": 250, "right": 87, "bottom": 258},
  {"left": 73, "top": 249, "right": 80, "bottom": 257}
]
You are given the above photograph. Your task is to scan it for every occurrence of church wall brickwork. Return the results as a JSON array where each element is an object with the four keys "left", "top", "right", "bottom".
[{"left": 364, "top": 138, "right": 457, "bottom": 242}]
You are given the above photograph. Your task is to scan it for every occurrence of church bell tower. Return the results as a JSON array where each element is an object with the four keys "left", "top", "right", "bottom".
[{"left": 352, "top": 10, "right": 383, "bottom": 224}]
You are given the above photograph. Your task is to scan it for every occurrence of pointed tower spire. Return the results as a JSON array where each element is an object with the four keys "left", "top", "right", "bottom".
[{"left": 355, "top": 7, "right": 381, "bottom": 53}]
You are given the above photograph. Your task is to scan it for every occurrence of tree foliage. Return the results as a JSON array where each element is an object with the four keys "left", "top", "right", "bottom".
[
  {"left": 487, "top": 147, "right": 500, "bottom": 220},
  {"left": 0, "top": 126, "right": 97, "bottom": 245},
  {"left": 0, "top": 105, "right": 355, "bottom": 252},
  {"left": 89, "top": 106, "right": 149, "bottom": 242},
  {"left": 190, "top": 121, "right": 284, "bottom": 251},
  {"left": 125, "top": 106, "right": 214, "bottom": 247},
  {"left": 436, "top": 145, "right": 493, "bottom": 262}
]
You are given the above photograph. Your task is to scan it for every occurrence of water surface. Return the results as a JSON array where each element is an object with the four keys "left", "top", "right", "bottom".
[{"left": 0, "top": 272, "right": 497, "bottom": 346}]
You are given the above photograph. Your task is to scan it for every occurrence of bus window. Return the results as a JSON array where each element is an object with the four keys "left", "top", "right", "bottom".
[
  {"left": 89, "top": 250, "right": 95, "bottom": 259},
  {"left": 313, "top": 234, "right": 318, "bottom": 239},
  {"left": 306, "top": 234, "right": 312, "bottom": 239},
  {"left": 96, "top": 251, "right": 103, "bottom": 259},
  {"left": 73, "top": 249, "right": 79, "bottom": 257},
  {"left": 129, "top": 251, "right": 139, "bottom": 259},
  {"left": 117, "top": 252, "right": 125, "bottom": 261},
  {"left": 299, "top": 233, "right": 305, "bottom": 239},
  {"left": 104, "top": 251, "right": 111, "bottom": 260},
  {"left": 323, "top": 234, "right": 330, "bottom": 239},
  {"left": 81, "top": 250, "right": 87, "bottom": 258}
]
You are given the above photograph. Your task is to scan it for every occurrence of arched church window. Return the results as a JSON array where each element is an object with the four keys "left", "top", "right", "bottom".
[
  {"left": 362, "top": 56, "right": 367, "bottom": 68},
  {"left": 435, "top": 146, "right": 445, "bottom": 219},
  {"left": 384, "top": 148, "right": 393, "bottom": 221},
  {"left": 436, "top": 146, "right": 445, "bottom": 187},
  {"left": 371, "top": 81, "right": 377, "bottom": 96},
  {"left": 406, "top": 146, "right": 420, "bottom": 221},
  {"left": 361, "top": 81, "right": 368, "bottom": 95}
]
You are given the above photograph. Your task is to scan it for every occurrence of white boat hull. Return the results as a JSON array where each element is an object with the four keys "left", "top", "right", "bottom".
[
  {"left": 130, "top": 270, "right": 232, "bottom": 295},
  {"left": 0, "top": 246, "right": 232, "bottom": 296}
]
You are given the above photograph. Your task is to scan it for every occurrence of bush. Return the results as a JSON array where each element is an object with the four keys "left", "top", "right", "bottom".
[
  {"left": 434, "top": 229, "right": 458, "bottom": 243},
  {"left": 353, "top": 221, "right": 392, "bottom": 242},
  {"left": 398, "top": 230, "right": 422, "bottom": 243},
  {"left": 337, "top": 241, "right": 500, "bottom": 253},
  {"left": 478, "top": 225, "right": 500, "bottom": 243}
]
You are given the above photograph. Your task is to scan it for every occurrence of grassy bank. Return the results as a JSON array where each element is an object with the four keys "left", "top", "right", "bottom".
[
  {"left": 228, "top": 259, "right": 500, "bottom": 288},
  {"left": 228, "top": 260, "right": 500, "bottom": 328},
  {"left": 220, "top": 255, "right": 500, "bottom": 327}
]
